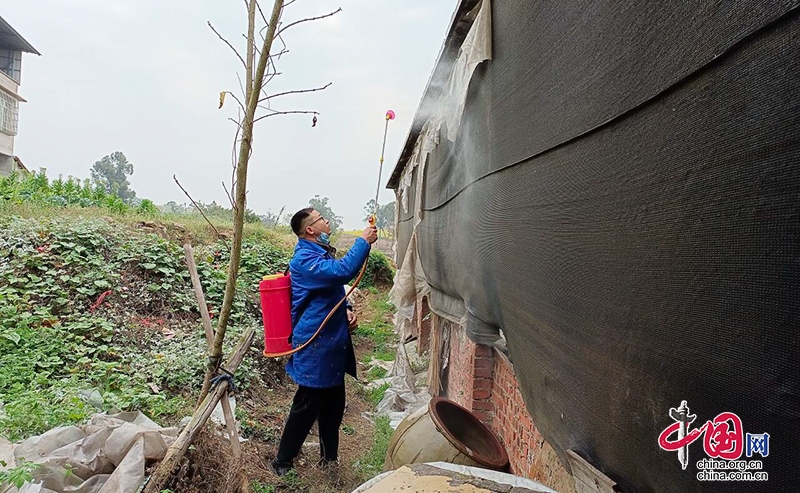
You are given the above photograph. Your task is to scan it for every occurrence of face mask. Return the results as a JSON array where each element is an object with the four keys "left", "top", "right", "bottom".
[{"left": 317, "top": 232, "right": 331, "bottom": 245}]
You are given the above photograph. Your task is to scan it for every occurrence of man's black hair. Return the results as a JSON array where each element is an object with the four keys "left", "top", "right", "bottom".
[{"left": 291, "top": 208, "right": 315, "bottom": 236}]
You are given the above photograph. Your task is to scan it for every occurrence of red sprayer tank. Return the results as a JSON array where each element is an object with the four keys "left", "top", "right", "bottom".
[{"left": 259, "top": 273, "right": 292, "bottom": 355}]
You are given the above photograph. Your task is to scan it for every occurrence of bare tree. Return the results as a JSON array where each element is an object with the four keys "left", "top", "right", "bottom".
[
  {"left": 197, "top": 0, "right": 340, "bottom": 404},
  {"left": 144, "top": 2, "right": 340, "bottom": 491}
]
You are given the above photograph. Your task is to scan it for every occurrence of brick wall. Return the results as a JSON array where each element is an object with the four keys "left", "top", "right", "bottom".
[
  {"left": 445, "top": 318, "right": 474, "bottom": 410},
  {"left": 444, "top": 322, "right": 495, "bottom": 424},
  {"left": 491, "top": 349, "right": 545, "bottom": 476}
]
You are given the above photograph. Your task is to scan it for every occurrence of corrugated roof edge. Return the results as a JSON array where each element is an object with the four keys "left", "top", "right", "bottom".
[
  {"left": 386, "top": 0, "right": 481, "bottom": 190},
  {"left": 0, "top": 15, "right": 41, "bottom": 55}
]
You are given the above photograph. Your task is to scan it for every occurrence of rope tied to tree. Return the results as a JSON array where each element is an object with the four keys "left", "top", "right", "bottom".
[{"left": 209, "top": 367, "right": 237, "bottom": 393}]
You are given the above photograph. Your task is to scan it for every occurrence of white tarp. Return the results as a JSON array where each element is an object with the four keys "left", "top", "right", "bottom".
[
  {"left": 371, "top": 338, "right": 431, "bottom": 430},
  {"left": 3, "top": 412, "right": 178, "bottom": 493},
  {"left": 392, "top": 0, "right": 493, "bottom": 337}
]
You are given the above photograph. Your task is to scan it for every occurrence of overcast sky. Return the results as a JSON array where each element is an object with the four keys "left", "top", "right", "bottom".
[{"left": 3, "top": 0, "right": 454, "bottom": 229}]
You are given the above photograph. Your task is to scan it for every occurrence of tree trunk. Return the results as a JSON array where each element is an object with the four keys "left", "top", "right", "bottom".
[{"left": 198, "top": 0, "right": 285, "bottom": 404}]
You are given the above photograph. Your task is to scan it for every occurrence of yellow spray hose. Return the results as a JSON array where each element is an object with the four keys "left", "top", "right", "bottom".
[{"left": 262, "top": 110, "right": 394, "bottom": 359}]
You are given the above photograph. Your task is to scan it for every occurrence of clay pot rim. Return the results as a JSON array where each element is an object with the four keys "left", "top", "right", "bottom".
[{"left": 428, "top": 397, "right": 510, "bottom": 469}]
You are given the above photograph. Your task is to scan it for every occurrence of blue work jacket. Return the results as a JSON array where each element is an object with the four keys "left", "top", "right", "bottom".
[{"left": 285, "top": 237, "right": 371, "bottom": 388}]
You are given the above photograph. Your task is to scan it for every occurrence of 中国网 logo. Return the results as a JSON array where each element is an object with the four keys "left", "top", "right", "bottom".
[{"left": 657, "top": 401, "right": 769, "bottom": 482}]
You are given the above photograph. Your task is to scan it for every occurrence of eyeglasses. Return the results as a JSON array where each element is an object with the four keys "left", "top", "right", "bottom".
[{"left": 307, "top": 215, "right": 325, "bottom": 227}]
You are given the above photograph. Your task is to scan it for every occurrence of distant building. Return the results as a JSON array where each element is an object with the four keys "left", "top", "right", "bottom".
[{"left": 0, "top": 15, "right": 39, "bottom": 176}]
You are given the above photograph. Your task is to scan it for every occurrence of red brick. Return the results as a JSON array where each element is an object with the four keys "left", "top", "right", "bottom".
[
  {"left": 474, "top": 355, "right": 494, "bottom": 368},
  {"left": 473, "top": 388, "right": 491, "bottom": 400},
  {"left": 474, "top": 378, "right": 492, "bottom": 390},
  {"left": 472, "top": 410, "right": 492, "bottom": 423},
  {"left": 472, "top": 400, "right": 494, "bottom": 411},
  {"left": 475, "top": 344, "right": 493, "bottom": 357}
]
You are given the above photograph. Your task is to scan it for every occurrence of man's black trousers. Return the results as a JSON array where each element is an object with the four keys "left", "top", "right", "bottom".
[{"left": 275, "top": 384, "right": 346, "bottom": 466}]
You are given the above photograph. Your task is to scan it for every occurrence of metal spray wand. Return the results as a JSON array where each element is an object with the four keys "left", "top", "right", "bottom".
[{"left": 370, "top": 109, "right": 396, "bottom": 226}]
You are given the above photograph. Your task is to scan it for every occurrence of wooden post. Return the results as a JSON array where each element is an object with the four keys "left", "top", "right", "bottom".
[
  {"left": 182, "top": 243, "right": 248, "bottom": 492},
  {"left": 142, "top": 327, "right": 255, "bottom": 493},
  {"left": 428, "top": 314, "right": 442, "bottom": 396},
  {"left": 184, "top": 243, "right": 215, "bottom": 353}
]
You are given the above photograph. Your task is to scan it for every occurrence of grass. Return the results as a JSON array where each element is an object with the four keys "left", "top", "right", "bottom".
[
  {"left": 353, "top": 290, "right": 396, "bottom": 364},
  {"left": 250, "top": 481, "right": 276, "bottom": 493},
  {"left": 237, "top": 407, "right": 278, "bottom": 443},
  {"left": 353, "top": 414, "right": 393, "bottom": 482},
  {"left": 0, "top": 200, "right": 296, "bottom": 248},
  {"left": 356, "top": 319, "right": 395, "bottom": 365},
  {"left": 368, "top": 383, "right": 392, "bottom": 407},
  {"left": 366, "top": 366, "right": 388, "bottom": 380}
]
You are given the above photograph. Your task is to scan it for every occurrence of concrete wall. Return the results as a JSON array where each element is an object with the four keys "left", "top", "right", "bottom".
[
  {"left": 0, "top": 72, "right": 19, "bottom": 96},
  {"left": 0, "top": 154, "right": 14, "bottom": 175},
  {"left": 0, "top": 132, "right": 13, "bottom": 158},
  {"left": 0, "top": 71, "right": 19, "bottom": 162}
]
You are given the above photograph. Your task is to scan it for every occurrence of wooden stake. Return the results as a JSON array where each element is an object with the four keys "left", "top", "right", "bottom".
[
  {"left": 428, "top": 314, "right": 442, "bottom": 396},
  {"left": 184, "top": 243, "right": 215, "bottom": 353}
]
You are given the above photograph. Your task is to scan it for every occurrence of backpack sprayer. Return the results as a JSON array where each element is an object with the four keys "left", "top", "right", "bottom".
[{"left": 260, "top": 110, "right": 396, "bottom": 358}]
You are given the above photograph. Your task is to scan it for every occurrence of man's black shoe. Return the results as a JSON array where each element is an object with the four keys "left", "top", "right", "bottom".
[{"left": 270, "top": 459, "right": 292, "bottom": 477}]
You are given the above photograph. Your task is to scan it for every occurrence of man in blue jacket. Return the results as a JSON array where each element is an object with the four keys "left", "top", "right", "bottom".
[{"left": 271, "top": 207, "right": 378, "bottom": 476}]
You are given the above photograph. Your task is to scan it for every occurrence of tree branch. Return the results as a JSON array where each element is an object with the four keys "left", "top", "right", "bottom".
[
  {"left": 250, "top": 42, "right": 289, "bottom": 60},
  {"left": 256, "top": 0, "right": 270, "bottom": 28},
  {"left": 208, "top": 22, "right": 246, "bottom": 69},
  {"left": 173, "top": 175, "right": 225, "bottom": 240},
  {"left": 265, "top": 71, "right": 282, "bottom": 84},
  {"left": 258, "top": 82, "right": 330, "bottom": 103},
  {"left": 222, "top": 181, "right": 235, "bottom": 208},
  {"left": 248, "top": 34, "right": 262, "bottom": 59},
  {"left": 253, "top": 109, "right": 319, "bottom": 123},
  {"left": 235, "top": 72, "right": 246, "bottom": 99},
  {"left": 276, "top": 8, "right": 342, "bottom": 37},
  {"left": 276, "top": 32, "right": 288, "bottom": 53},
  {"left": 271, "top": 48, "right": 290, "bottom": 59},
  {"left": 284, "top": 0, "right": 298, "bottom": 7},
  {"left": 262, "top": 56, "right": 283, "bottom": 89},
  {"left": 224, "top": 91, "right": 246, "bottom": 111}
]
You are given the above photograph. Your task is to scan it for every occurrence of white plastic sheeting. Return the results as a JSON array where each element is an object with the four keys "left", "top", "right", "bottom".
[
  {"left": 364, "top": 339, "right": 431, "bottom": 430},
  {"left": 3, "top": 412, "right": 177, "bottom": 493},
  {"left": 391, "top": 0, "right": 492, "bottom": 341}
]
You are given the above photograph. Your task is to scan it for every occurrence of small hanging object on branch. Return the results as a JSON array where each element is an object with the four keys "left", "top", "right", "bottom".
[
  {"left": 312, "top": 115, "right": 318, "bottom": 127},
  {"left": 218, "top": 91, "right": 226, "bottom": 109}
]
